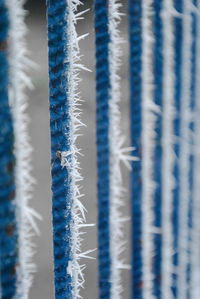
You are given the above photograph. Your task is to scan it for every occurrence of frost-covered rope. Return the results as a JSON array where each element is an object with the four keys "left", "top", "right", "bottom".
[
  {"left": 108, "top": 1, "right": 136, "bottom": 298},
  {"left": 128, "top": 1, "right": 143, "bottom": 297},
  {"left": 152, "top": 1, "right": 163, "bottom": 297},
  {"left": 141, "top": 1, "right": 157, "bottom": 298},
  {"left": 187, "top": 0, "right": 197, "bottom": 296},
  {"left": 94, "top": 1, "right": 111, "bottom": 297},
  {"left": 190, "top": 1, "right": 200, "bottom": 298},
  {"left": 0, "top": 0, "right": 18, "bottom": 297},
  {"left": 47, "top": 1, "right": 89, "bottom": 297},
  {"left": 6, "top": 0, "right": 40, "bottom": 297},
  {"left": 161, "top": 1, "right": 176, "bottom": 298},
  {"left": 172, "top": 0, "right": 183, "bottom": 295},
  {"left": 177, "top": 1, "right": 192, "bottom": 298}
]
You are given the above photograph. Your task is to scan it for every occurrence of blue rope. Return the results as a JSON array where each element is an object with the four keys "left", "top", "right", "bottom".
[
  {"left": 0, "top": 0, "right": 18, "bottom": 297},
  {"left": 46, "top": 1, "right": 73, "bottom": 298},
  {"left": 152, "top": 1, "right": 163, "bottom": 298},
  {"left": 172, "top": 0, "right": 183, "bottom": 297},
  {"left": 128, "top": 1, "right": 143, "bottom": 298},
  {"left": 187, "top": 1, "right": 197, "bottom": 297},
  {"left": 94, "top": 1, "right": 111, "bottom": 298}
]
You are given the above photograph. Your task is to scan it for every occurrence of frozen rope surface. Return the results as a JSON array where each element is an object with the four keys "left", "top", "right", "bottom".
[
  {"left": 128, "top": 1, "right": 143, "bottom": 297},
  {"left": 94, "top": 0, "right": 111, "bottom": 298},
  {"left": 66, "top": 1, "right": 93, "bottom": 298},
  {"left": 152, "top": 1, "right": 163, "bottom": 297},
  {"left": 141, "top": 0, "right": 157, "bottom": 298},
  {"left": 0, "top": 0, "right": 18, "bottom": 297},
  {"left": 190, "top": 2, "right": 200, "bottom": 298},
  {"left": 187, "top": 0, "right": 197, "bottom": 296},
  {"left": 172, "top": 0, "right": 183, "bottom": 295},
  {"left": 161, "top": 0, "right": 176, "bottom": 298},
  {"left": 47, "top": 0, "right": 89, "bottom": 298},
  {"left": 108, "top": 1, "right": 136, "bottom": 298},
  {"left": 177, "top": 1, "right": 192, "bottom": 298},
  {"left": 6, "top": 0, "right": 40, "bottom": 298}
]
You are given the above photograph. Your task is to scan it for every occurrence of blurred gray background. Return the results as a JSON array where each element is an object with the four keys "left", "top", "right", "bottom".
[{"left": 24, "top": 1, "right": 131, "bottom": 298}]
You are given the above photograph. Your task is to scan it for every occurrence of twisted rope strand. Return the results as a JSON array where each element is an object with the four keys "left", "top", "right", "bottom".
[
  {"left": 47, "top": 1, "right": 73, "bottom": 297},
  {"left": 190, "top": 2, "right": 200, "bottom": 298},
  {"left": 152, "top": 1, "right": 163, "bottom": 297},
  {"left": 177, "top": 1, "right": 192, "bottom": 298},
  {"left": 0, "top": 0, "right": 18, "bottom": 297},
  {"left": 161, "top": 0, "right": 176, "bottom": 298},
  {"left": 94, "top": 1, "right": 111, "bottom": 298},
  {"left": 47, "top": 1, "right": 89, "bottom": 297},
  {"left": 141, "top": 1, "right": 157, "bottom": 298},
  {"left": 128, "top": 1, "right": 143, "bottom": 298},
  {"left": 172, "top": 0, "right": 183, "bottom": 296},
  {"left": 6, "top": 0, "right": 41, "bottom": 297}
]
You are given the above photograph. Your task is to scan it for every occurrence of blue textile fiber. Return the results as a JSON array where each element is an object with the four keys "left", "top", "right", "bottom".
[
  {"left": 153, "top": 1, "right": 163, "bottom": 298},
  {"left": 94, "top": 0, "right": 111, "bottom": 298},
  {"left": 0, "top": 0, "right": 18, "bottom": 298},
  {"left": 187, "top": 0, "right": 197, "bottom": 296},
  {"left": 46, "top": 1, "right": 73, "bottom": 298},
  {"left": 172, "top": 0, "right": 183, "bottom": 297},
  {"left": 128, "top": 1, "right": 143, "bottom": 298}
]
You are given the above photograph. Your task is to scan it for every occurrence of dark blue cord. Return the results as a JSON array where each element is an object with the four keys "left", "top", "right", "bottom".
[
  {"left": 94, "top": 1, "right": 111, "bottom": 298},
  {"left": 172, "top": 0, "right": 183, "bottom": 297},
  {"left": 46, "top": 1, "right": 73, "bottom": 298},
  {"left": 0, "top": 0, "right": 18, "bottom": 298},
  {"left": 128, "top": 1, "right": 143, "bottom": 298},
  {"left": 152, "top": 1, "right": 163, "bottom": 298},
  {"left": 187, "top": 1, "right": 197, "bottom": 297}
]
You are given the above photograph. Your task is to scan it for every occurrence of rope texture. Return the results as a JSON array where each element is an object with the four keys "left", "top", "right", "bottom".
[
  {"left": 187, "top": 0, "right": 197, "bottom": 295},
  {"left": 46, "top": 1, "right": 73, "bottom": 298},
  {"left": 153, "top": 1, "right": 163, "bottom": 298},
  {"left": 94, "top": 1, "right": 111, "bottom": 298},
  {"left": 0, "top": 0, "right": 18, "bottom": 297},
  {"left": 128, "top": 1, "right": 143, "bottom": 298},
  {"left": 172, "top": 0, "right": 183, "bottom": 297}
]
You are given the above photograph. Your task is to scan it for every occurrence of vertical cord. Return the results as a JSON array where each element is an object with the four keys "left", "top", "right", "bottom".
[
  {"left": 0, "top": 0, "right": 18, "bottom": 297},
  {"left": 152, "top": 1, "right": 163, "bottom": 298},
  {"left": 6, "top": 0, "right": 40, "bottom": 297},
  {"left": 190, "top": 2, "right": 200, "bottom": 298},
  {"left": 161, "top": 0, "right": 176, "bottom": 298},
  {"left": 141, "top": 0, "right": 156, "bottom": 298},
  {"left": 47, "top": 1, "right": 89, "bottom": 298},
  {"left": 172, "top": 0, "right": 183, "bottom": 296},
  {"left": 46, "top": 1, "right": 73, "bottom": 297},
  {"left": 187, "top": 0, "right": 197, "bottom": 297},
  {"left": 128, "top": 1, "right": 143, "bottom": 298},
  {"left": 178, "top": 0, "right": 192, "bottom": 297},
  {"left": 94, "top": 1, "right": 111, "bottom": 298},
  {"left": 108, "top": 1, "right": 126, "bottom": 298}
]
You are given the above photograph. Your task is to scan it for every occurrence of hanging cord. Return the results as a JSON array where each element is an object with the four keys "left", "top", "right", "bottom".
[
  {"left": 128, "top": 1, "right": 143, "bottom": 298},
  {"left": 152, "top": 1, "right": 163, "bottom": 297},
  {"left": 0, "top": 0, "right": 18, "bottom": 297},
  {"left": 47, "top": 0, "right": 91, "bottom": 297},
  {"left": 94, "top": 0, "right": 111, "bottom": 298}
]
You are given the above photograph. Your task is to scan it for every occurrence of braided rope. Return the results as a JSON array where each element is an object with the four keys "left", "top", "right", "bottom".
[
  {"left": 190, "top": 2, "right": 200, "bottom": 298},
  {"left": 0, "top": 0, "right": 18, "bottom": 297},
  {"left": 47, "top": 1, "right": 89, "bottom": 297},
  {"left": 152, "top": 1, "right": 163, "bottom": 297},
  {"left": 47, "top": 1, "right": 73, "bottom": 297},
  {"left": 128, "top": 1, "right": 143, "bottom": 298},
  {"left": 161, "top": 0, "right": 176, "bottom": 298},
  {"left": 6, "top": 0, "right": 40, "bottom": 297},
  {"left": 172, "top": 0, "right": 183, "bottom": 296},
  {"left": 187, "top": 0, "right": 197, "bottom": 296},
  {"left": 177, "top": 1, "right": 192, "bottom": 297},
  {"left": 141, "top": 1, "right": 157, "bottom": 297},
  {"left": 94, "top": 0, "right": 111, "bottom": 298}
]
